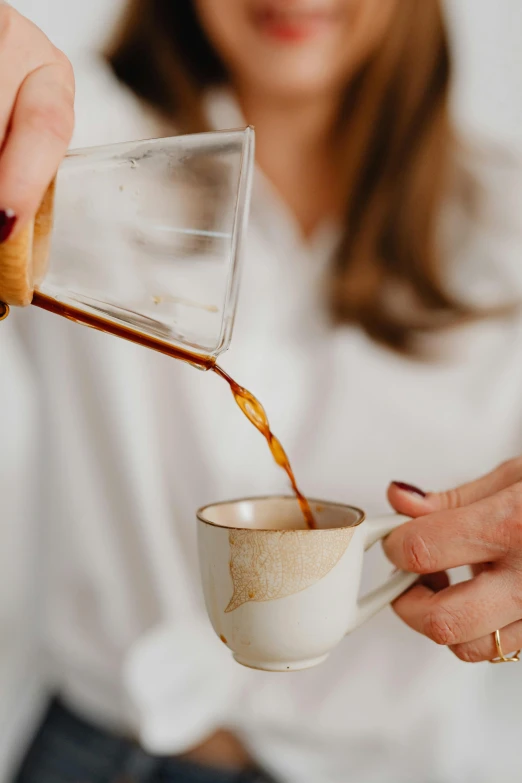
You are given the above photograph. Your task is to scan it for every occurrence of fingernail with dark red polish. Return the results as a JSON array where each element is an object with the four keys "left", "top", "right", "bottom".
[
  {"left": 392, "top": 481, "right": 426, "bottom": 498},
  {"left": 0, "top": 209, "right": 16, "bottom": 243}
]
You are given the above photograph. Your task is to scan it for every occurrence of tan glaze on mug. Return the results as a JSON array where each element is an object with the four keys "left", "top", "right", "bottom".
[
  {"left": 0, "top": 178, "right": 55, "bottom": 306},
  {"left": 197, "top": 496, "right": 417, "bottom": 672}
]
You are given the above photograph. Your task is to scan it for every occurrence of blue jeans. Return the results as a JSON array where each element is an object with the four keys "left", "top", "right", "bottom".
[{"left": 13, "top": 699, "right": 273, "bottom": 783}]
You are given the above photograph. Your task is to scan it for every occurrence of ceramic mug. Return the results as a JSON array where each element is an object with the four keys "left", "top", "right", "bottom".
[{"left": 197, "top": 496, "right": 416, "bottom": 671}]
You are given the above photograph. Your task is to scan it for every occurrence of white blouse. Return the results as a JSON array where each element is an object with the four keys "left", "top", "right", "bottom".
[{"left": 1, "top": 56, "right": 522, "bottom": 783}]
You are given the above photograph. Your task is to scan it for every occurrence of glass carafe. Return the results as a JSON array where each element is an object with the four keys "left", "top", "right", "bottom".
[{"left": 0, "top": 128, "right": 255, "bottom": 367}]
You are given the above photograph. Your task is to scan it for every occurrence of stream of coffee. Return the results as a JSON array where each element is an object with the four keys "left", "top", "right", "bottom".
[
  {"left": 212, "top": 366, "right": 316, "bottom": 528},
  {"left": 32, "top": 292, "right": 317, "bottom": 529}
]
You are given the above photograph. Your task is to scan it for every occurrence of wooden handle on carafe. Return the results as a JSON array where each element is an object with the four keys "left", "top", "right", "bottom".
[{"left": 0, "top": 178, "right": 56, "bottom": 307}]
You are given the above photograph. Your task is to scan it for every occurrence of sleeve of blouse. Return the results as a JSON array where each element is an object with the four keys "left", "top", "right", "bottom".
[{"left": 122, "top": 616, "right": 252, "bottom": 755}]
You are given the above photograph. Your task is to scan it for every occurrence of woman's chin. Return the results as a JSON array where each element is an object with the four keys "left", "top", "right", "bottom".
[{"left": 243, "top": 66, "right": 347, "bottom": 103}]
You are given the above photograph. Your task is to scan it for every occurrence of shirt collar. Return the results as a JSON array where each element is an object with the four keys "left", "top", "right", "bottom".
[{"left": 203, "top": 88, "right": 341, "bottom": 260}]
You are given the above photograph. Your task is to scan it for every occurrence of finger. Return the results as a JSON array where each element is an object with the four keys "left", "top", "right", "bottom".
[
  {"left": 392, "top": 569, "right": 520, "bottom": 646},
  {"left": 450, "top": 620, "right": 522, "bottom": 663},
  {"left": 0, "top": 6, "right": 56, "bottom": 143},
  {"left": 392, "top": 582, "right": 437, "bottom": 633},
  {"left": 388, "top": 457, "right": 522, "bottom": 516},
  {"left": 383, "top": 492, "right": 514, "bottom": 573},
  {"left": 387, "top": 481, "right": 432, "bottom": 518},
  {"left": 392, "top": 572, "right": 449, "bottom": 606},
  {"left": 0, "top": 60, "right": 74, "bottom": 233}
]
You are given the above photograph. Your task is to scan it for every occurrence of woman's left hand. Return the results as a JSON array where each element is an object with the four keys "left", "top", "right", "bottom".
[{"left": 383, "top": 459, "right": 522, "bottom": 662}]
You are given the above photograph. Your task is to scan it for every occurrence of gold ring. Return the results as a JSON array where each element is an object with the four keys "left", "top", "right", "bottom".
[
  {"left": 0, "top": 302, "right": 9, "bottom": 321},
  {"left": 490, "top": 629, "right": 520, "bottom": 663}
]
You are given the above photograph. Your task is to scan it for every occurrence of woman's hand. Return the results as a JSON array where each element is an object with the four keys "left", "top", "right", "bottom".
[
  {"left": 180, "top": 729, "right": 253, "bottom": 772},
  {"left": 384, "top": 459, "right": 522, "bottom": 662},
  {"left": 0, "top": 4, "right": 74, "bottom": 244}
]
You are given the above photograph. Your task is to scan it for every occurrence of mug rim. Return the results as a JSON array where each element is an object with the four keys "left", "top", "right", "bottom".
[{"left": 196, "top": 494, "right": 366, "bottom": 532}]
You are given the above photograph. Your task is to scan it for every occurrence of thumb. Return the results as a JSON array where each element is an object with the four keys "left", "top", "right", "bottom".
[{"left": 387, "top": 457, "right": 522, "bottom": 517}]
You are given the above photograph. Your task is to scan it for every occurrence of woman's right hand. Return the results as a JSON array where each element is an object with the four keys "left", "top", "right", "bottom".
[{"left": 0, "top": 4, "right": 74, "bottom": 305}]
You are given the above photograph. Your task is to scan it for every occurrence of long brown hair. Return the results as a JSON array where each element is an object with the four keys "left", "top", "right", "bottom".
[{"left": 107, "top": 0, "right": 473, "bottom": 352}]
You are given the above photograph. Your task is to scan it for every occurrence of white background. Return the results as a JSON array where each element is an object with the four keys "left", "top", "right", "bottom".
[{"left": 10, "top": 0, "right": 522, "bottom": 146}]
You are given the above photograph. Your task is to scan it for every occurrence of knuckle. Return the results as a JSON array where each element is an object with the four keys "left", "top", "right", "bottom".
[
  {"left": 507, "top": 482, "right": 522, "bottom": 517},
  {"left": 439, "top": 488, "right": 464, "bottom": 510},
  {"left": 493, "top": 517, "right": 513, "bottom": 558},
  {"left": 402, "top": 530, "right": 433, "bottom": 573},
  {"left": 23, "top": 100, "right": 74, "bottom": 144},
  {"left": 451, "top": 642, "right": 484, "bottom": 663},
  {"left": 509, "top": 516, "right": 522, "bottom": 551},
  {"left": 423, "top": 605, "right": 465, "bottom": 646},
  {"left": 0, "top": 9, "right": 58, "bottom": 78},
  {"left": 499, "top": 486, "right": 522, "bottom": 547}
]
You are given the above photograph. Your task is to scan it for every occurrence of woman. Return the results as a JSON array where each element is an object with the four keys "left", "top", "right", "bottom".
[{"left": 1, "top": 1, "right": 522, "bottom": 782}]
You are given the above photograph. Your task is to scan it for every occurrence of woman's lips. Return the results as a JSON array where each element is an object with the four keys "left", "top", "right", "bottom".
[{"left": 252, "top": 6, "right": 336, "bottom": 43}]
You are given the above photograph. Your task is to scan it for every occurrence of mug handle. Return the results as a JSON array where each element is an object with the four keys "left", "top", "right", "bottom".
[{"left": 353, "top": 514, "right": 418, "bottom": 629}]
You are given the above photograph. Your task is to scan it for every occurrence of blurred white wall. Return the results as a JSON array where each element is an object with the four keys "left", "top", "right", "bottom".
[
  {"left": 11, "top": 0, "right": 125, "bottom": 55},
  {"left": 446, "top": 0, "right": 522, "bottom": 144},
  {"left": 9, "top": 0, "right": 522, "bottom": 146}
]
